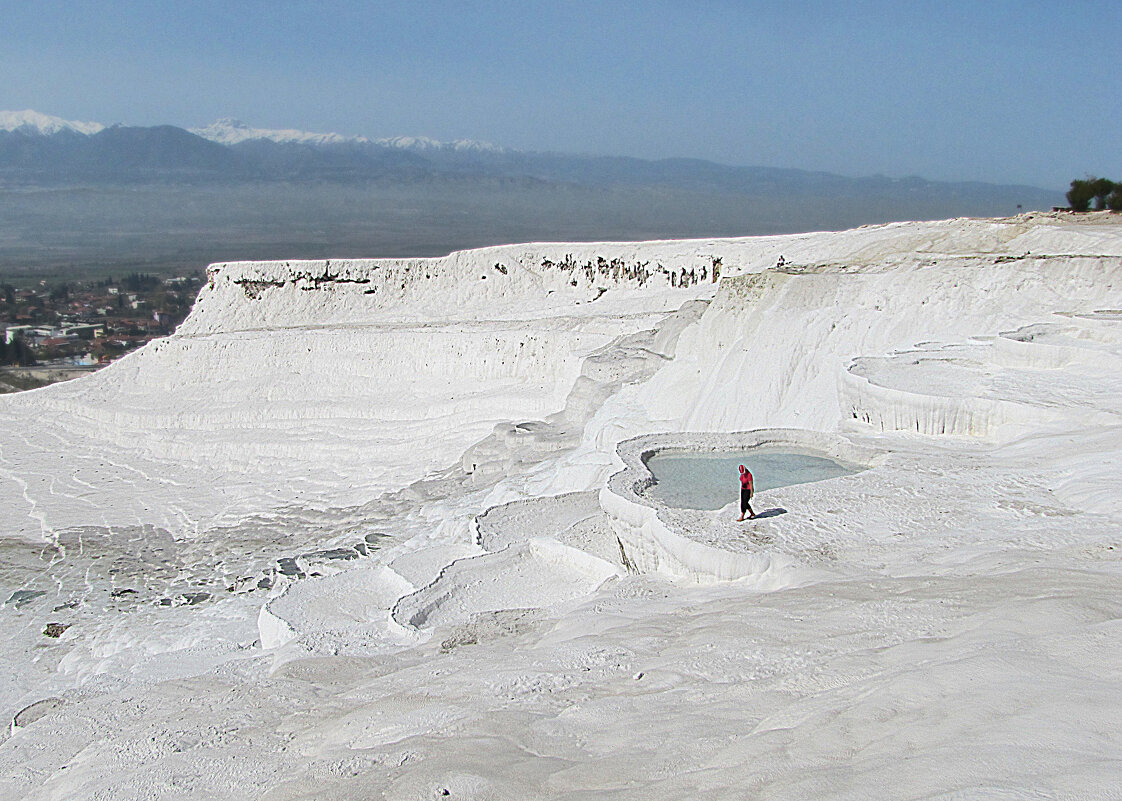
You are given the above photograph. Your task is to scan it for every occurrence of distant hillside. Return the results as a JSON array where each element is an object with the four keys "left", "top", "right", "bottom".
[
  {"left": 0, "top": 111, "right": 1060, "bottom": 203},
  {"left": 0, "top": 111, "right": 1064, "bottom": 275}
]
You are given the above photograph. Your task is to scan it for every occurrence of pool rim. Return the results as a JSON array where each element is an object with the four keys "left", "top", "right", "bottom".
[
  {"left": 643, "top": 448, "right": 866, "bottom": 510},
  {"left": 607, "top": 428, "right": 885, "bottom": 513}
]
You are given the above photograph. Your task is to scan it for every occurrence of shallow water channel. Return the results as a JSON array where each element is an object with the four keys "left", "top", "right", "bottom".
[{"left": 644, "top": 450, "right": 860, "bottom": 510}]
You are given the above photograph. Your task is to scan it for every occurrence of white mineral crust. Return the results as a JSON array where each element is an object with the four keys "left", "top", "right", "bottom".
[{"left": 1, "top": 212, "right": 1121, "bottom": 799}]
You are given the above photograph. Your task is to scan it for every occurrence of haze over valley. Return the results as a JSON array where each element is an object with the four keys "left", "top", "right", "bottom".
[{"left": 0, "top": 111, "right": 1060, "bottom": 276}]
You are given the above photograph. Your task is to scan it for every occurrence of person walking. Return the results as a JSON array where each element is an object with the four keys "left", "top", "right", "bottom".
[{"left": 737, "top": 464, "right": 755, "bottom": 521}]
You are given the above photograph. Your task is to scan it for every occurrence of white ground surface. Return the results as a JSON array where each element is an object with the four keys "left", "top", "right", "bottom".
[{"left": 1, "top": 211, "right": 1121, "bottom": 799}]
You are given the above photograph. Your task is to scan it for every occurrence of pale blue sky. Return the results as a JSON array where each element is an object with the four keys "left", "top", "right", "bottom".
[{"left": 1, "top": 1, "right": 1118, "bottom": 188}]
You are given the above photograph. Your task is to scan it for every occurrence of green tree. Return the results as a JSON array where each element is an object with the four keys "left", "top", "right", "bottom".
[
  {"left": 1090, "top": 177, "right": 1115, "bottom": 210},
  {"left": 1067, "top": 179, "right": 1095, "bottom": 212},
  {"left": 0, "top": 334, "right": 36, "bottom": 367},
  {"left": 1108, "top": 186, "right": 1122, "bottom": 212}
]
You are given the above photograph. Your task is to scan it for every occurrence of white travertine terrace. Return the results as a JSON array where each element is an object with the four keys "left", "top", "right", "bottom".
[{"left": 2, "top": 212, "right": 1122, "bottom": 799}]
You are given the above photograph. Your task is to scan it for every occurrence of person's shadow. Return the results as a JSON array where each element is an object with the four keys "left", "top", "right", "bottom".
[{"left": 752, "top": 507, "right": 787, "bottom": 520}]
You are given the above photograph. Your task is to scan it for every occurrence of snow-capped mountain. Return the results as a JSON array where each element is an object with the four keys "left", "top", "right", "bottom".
[
  {"left": 189, "top": 118, "right": 503, "bottom": 153},
  {"left": 189, "top": 118, "right": 371, "bottom": 147},
  {"left": 373, "top": 135, "right": 504, "bottom": 154},
  {"left": 0, "top": 109, "right": 105, "bottom": 136},
  {"left": 0, "top": 110, "right": 502, "bottom": 154}
]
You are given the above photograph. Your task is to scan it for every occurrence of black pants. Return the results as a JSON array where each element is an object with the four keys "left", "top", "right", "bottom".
[{"left": 740, "top": 487, "right": 753, "bottom": 514}]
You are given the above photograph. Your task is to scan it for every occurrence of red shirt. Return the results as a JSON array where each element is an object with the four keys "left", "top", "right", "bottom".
[{"left": 740, "top": 470, "right": 753, "bottom": 491}]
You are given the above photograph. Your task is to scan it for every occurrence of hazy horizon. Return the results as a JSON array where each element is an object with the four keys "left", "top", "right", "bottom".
[{"left": 0, "top": 107, "right": 1077, "bottom": 193}]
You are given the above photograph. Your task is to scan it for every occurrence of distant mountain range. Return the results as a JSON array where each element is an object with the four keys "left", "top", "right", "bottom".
[
  {"left": 0, "top": 110, "right": 1066, "bottom": 274},
  {"left": 188, "top": 117, "right": 502, "bottom": 153},
  {"left": 0, "top": 110, "right": 1060, "bottom": 205}
]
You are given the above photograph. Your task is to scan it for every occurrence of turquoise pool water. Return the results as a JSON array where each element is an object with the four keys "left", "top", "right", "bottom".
[{"left": 644, "top": 450, "right": 860, "bottom": 510}]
